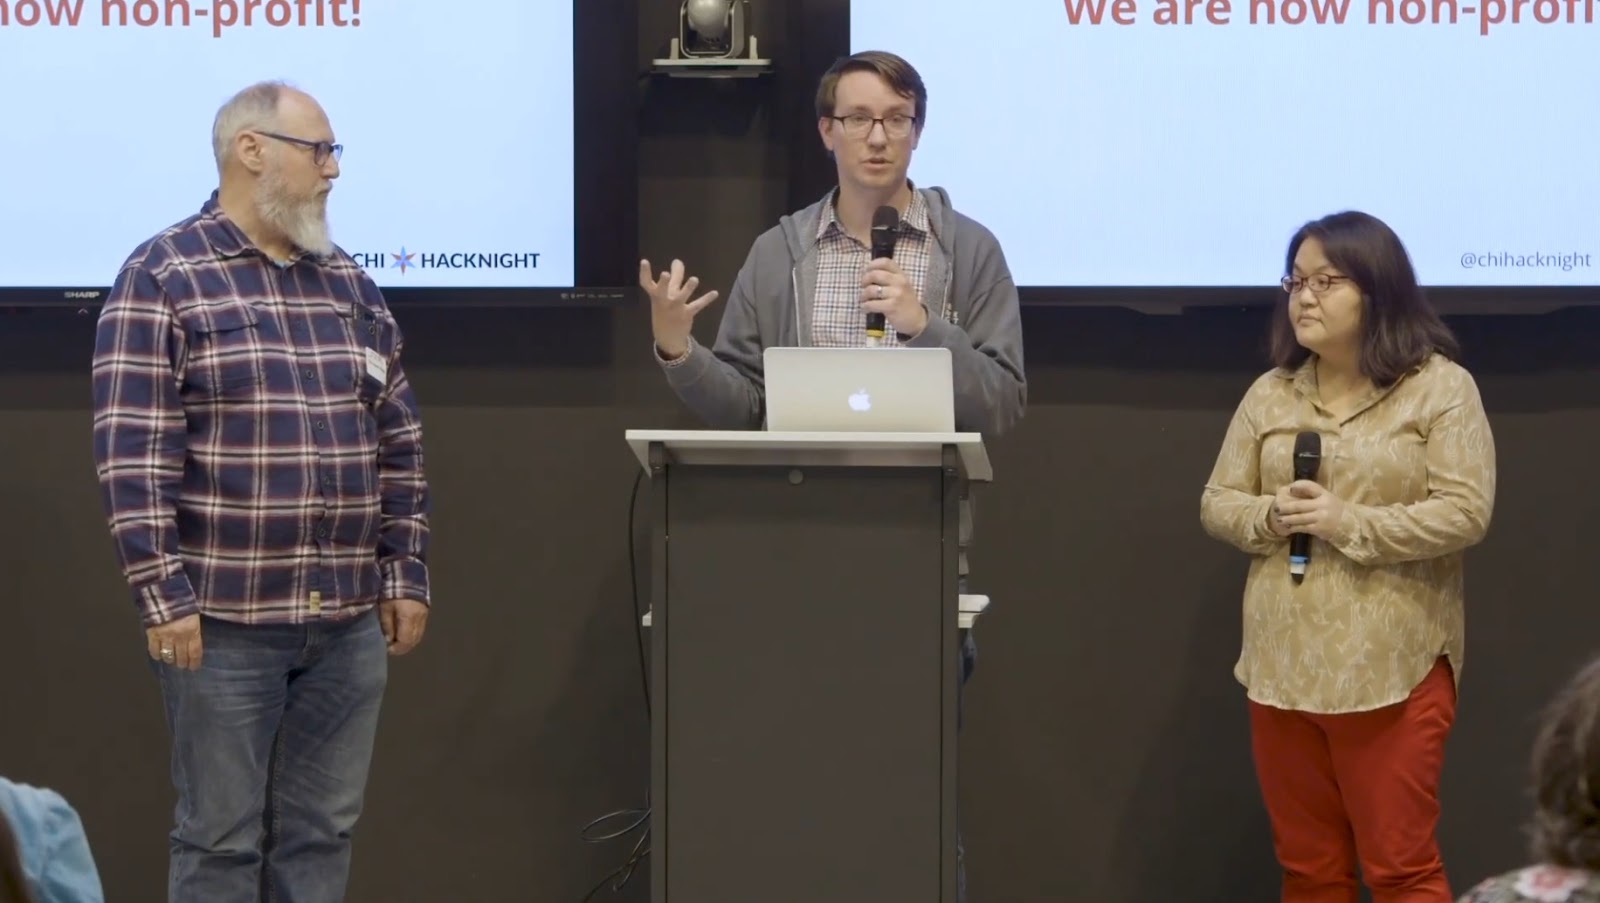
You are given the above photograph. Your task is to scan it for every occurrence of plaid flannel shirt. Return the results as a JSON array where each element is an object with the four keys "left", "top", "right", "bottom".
[
  {"left": 811, "top": 187, "right": 934, "bottom": 347},
  {"left": 91, "top": 193, "right": 430, "bottom": 627}
]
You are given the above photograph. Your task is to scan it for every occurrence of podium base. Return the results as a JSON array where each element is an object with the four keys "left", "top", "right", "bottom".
[{"left": 649, "top": 455, "right": 963, "bottom": 902}]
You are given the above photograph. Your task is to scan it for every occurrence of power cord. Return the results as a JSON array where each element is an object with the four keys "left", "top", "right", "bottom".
[{"left": 578, "top": 469, "right": 652, "bottom": 900}]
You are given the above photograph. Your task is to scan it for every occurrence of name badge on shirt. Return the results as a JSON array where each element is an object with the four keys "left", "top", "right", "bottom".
[{"left": 363, "top": 347, "right": 388, "bottom": 385}]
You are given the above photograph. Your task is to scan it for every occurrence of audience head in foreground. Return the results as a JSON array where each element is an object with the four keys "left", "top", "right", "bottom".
[{"left": 1459, "top": 656, "right": 1600, "bottom": 902}]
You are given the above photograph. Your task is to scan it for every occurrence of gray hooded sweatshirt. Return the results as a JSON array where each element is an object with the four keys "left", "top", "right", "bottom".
[{"left": 659, "top": 185, "right": 1026, "bottom": 438}]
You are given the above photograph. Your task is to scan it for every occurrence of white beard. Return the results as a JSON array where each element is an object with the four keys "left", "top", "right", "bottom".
[{"left": 255, "top": 164, "right": 333, "bottom": 257}]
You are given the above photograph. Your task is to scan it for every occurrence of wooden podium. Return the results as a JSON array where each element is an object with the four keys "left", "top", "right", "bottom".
[{"left": 625, "top": 430, "right": 992, "bottom": 903}]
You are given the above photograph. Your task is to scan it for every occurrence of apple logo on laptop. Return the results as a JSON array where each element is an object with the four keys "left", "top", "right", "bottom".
[{"left": 848, "top": 389, "right": 872, "bottom": 412}]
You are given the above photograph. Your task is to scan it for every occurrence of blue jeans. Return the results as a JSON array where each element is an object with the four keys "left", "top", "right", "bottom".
[{"left": 152, "top": 608, "right": 388, "bottom": 903}]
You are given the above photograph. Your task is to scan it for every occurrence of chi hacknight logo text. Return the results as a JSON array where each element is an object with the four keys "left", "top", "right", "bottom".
[{"left": 352, "top": 248, "right": 541, "bottom": 274}]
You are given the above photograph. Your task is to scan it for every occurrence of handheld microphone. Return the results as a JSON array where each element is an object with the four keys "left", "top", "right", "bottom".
[
  {"left": 866, "top": 205, "right": 898, "bottom": 346},
  {"left": 1288, "top": 431, "right": 1321, "bottom": 583}
]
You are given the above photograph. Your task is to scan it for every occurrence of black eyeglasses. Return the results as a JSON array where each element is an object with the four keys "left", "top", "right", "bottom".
[
  {"left": 829, "top": 113, "right": 917, "bottom": 139},
  {"left": 1282, "top": 273, "right": 1352, "bottom": 295},
  {"left": 257, "top": 131, "right": 342, "bottom": 166}
]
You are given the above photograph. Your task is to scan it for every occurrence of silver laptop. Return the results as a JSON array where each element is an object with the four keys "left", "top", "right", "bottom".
[{"left": 762, "top": 347, "right": 955, "bottom": 432}]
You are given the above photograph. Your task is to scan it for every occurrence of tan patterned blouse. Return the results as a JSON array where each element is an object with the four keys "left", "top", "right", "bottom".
[{"left": 1200, "top": 353, "right": 1496, "bottom": 714}]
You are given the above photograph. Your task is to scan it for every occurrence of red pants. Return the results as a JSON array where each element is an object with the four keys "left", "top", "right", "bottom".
[{"left": 1249, "top": 657, "right": 1457, "bottom": 903}]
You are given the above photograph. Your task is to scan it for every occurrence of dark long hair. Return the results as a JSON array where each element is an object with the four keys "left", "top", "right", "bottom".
[
  {"left": 0, "top": 810, "right": 34, "bottom": 903},
  {"left": 1269, "top": 210, "right": 1459, "bottom": 386}
]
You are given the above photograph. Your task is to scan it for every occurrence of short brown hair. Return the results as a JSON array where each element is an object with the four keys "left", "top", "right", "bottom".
[
  {"left": 814, "top": 50, "right": 927, "bottom": 129},
  {"left": 1268, "top": 210, "right": 1459, "bottom": 386},
  {"left": 1529, "top": 655, "right": 1600, "bottom": 869}
]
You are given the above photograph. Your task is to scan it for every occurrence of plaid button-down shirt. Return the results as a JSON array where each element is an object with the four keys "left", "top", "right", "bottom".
[
  {"left": 91, "top": 194, "right": 430, "bottom": 627},
  {"left": 811, "top": 189, "right": 934, "bottom": 347}
]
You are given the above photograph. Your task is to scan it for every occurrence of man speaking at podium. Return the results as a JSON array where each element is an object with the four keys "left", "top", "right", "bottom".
[
  {"left": 640, "top": 49, "right": 1025, "bottom": 436},
  {"left": 640, "top": 50, "right": 1026, "bottom": 901}
]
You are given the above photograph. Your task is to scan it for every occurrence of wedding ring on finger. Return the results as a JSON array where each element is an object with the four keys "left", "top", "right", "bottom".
[{"left": 160, "top": 646, "right": 174, "bottom": 661}]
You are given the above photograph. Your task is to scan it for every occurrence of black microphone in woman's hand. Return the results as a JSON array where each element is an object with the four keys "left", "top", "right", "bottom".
[
  {"left": 1289, "top": 430, "right": 1322, "bottom": 583},
  {"left": 866, "top": 206, "right": 898, "bottom": 345}
]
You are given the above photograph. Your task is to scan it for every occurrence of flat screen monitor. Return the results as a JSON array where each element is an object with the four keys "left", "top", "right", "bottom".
[
  {"left": 849, "top": 0, "right": 1597, "bottom": 300},
  {"left": 0, "top": 0, "right": 630, "bottom": 306}
]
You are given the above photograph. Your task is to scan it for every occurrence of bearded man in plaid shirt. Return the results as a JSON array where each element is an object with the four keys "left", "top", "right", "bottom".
[{"left": 90, "top": 80, "right": 431, "bottom": 903}]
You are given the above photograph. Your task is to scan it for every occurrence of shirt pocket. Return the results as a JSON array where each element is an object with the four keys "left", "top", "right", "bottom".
[
  {"left": 337, "top": 303, "right": 388, "bottom": 408},
  {"left": 185, "top": 302, "right": 265, "bottom": 399}
]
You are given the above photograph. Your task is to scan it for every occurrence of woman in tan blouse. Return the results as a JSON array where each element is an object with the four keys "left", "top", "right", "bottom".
[{"left": 1200, "top": 210, "right": 1496, "bottom": 903}]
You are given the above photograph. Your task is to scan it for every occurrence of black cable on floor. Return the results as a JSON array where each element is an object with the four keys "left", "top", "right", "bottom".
[{"left": 578, "top": 469, "right": 651, "bottom": 900}]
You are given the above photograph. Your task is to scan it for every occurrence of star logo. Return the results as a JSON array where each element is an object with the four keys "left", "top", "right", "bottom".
[{"left": 390, "top": 247, "right": 416, "bottom": 274}]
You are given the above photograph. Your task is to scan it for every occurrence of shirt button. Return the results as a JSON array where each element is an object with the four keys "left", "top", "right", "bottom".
[
  {"left": 316, "top": 420, "right": 326, "bottom": 430},
  {"left": 317, "top": 527, "right": 328, "bottom": 538},
  {"left": 304, "top": 369, "right": 315, "bottom": 380}
]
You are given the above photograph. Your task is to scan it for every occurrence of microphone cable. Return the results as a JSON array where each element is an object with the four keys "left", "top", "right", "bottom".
[{"left": 578, "top": 469, "right": 652, "bottom": 900}]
